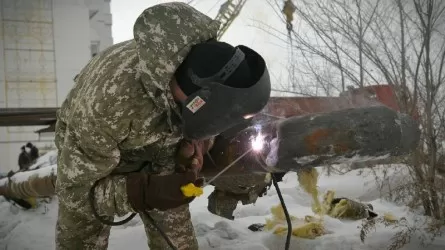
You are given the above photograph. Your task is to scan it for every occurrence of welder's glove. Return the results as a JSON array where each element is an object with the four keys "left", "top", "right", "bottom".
[
  {"left": 126, "top": 170, "right": 204, "bottom": 211},
  {"left": 175, "top": 138, "right": 215, "bottom": 172}
]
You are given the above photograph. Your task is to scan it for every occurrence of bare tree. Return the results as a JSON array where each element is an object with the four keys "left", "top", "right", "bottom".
[
  {"left": 290, "top": 1, "right": 444, "bottom": 248},
  {"left": 256, "top": 0, "right": 445, "bottom": 237}
]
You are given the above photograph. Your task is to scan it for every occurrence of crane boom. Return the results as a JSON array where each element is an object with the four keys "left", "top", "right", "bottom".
[{"left": 215, "top": 0, "right": 248, "bottom": 40}]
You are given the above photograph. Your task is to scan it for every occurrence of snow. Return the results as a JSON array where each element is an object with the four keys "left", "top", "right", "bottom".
[
  {"left": 1, "top": 157, "right": 444, "bottom": 249},
  {"left": 27, "top": 150, "right": 58, "bottom": 171},
  {"left": 1, "top": 1, "right": 441, "bottom": 249},
  {"left": 9, "top": 164, "right": 57, "bottom": 184},
  {"left": 0, "top": 150, "right": 58, "bottom": 186}
]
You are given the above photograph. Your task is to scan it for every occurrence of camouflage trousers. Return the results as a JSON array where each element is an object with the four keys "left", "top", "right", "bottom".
[{"left": 56, "top": 202, "right": 198, "bottom": 250}]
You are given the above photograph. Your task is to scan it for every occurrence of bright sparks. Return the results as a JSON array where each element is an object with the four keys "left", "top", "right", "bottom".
[{"left": 251, "top": 132, "right": 266, "bottom": 151}]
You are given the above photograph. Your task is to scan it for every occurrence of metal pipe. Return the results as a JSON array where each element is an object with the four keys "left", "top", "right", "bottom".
[{"left": 199, "top": 106, "right": 421, "bottom": 179}]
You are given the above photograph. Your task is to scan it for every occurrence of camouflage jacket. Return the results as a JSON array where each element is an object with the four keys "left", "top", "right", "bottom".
[{"left": 55, "top": 3, "right": 220, "bottom": 217}]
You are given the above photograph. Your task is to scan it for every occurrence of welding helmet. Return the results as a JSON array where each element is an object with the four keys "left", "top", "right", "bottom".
[{"left": 175, "top": 40, "right": 271, "bottom": 140}]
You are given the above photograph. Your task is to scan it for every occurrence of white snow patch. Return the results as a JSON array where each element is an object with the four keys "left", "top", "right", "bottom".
[
  {"left": 9, "top": 165, "right": 57, "bottom": 184},
  {"left": 1, "top": 155, "right": 444, "bottom": 250},
  {"left": 0, "top": 151, "right": 58, "bottom": 186},
  {"left": 28, "top": 150, "right": 58, "bottom": 171}
]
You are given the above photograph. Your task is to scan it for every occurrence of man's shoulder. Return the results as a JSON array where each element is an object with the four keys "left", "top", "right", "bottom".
[{"left": 59, "top": 40, "right": 152, "bottom": 132}]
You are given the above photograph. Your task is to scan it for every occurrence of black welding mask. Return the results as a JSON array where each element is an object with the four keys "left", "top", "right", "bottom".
[{"left": 175, "top": 41, "right": 271, "bottom": 140}]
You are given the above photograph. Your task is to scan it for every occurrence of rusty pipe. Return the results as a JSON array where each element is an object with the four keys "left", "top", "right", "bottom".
[{"left": 199, "top": 106, "right": 420, "bottom": 179}]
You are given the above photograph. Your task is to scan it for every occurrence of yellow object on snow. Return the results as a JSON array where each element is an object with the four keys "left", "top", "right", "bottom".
[
  {"left": 262, "top": 166, "right": 396, "bottom": 241},
  {"left": 329, "top": 198, "right": 350, "bottom": 217},
  {"left": 297, "top": 169, "right": 323, "bottom": 215},
  {"left": 265, "top": 204, "right": 326, "bottom": 239},
  {"left": 181, "top": 183, "right": 204, "bottom": 197},
  {"left": 383, "top": 212, "right": 399, "bottom": 223},
  {"left": 263, "top": 168, "right": 326, "bottom": 239},
  {"left": 24, "top": 197, "right": 37, "bottom": 209},
  {"left": 263, "top": 168, "right": 327, "bottom": 240}
]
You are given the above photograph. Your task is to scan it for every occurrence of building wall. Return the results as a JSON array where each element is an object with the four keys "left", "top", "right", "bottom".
[{"left": 0, "top": 0, "right": 113, "bottom": 173}]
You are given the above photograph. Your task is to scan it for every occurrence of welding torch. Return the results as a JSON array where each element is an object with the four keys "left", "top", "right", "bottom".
[{"left": 180, "top": 130, "right": 268, "bottom": 197}]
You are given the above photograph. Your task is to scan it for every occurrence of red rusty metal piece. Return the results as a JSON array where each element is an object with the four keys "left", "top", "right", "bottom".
[{"left": 260, "top": 85, "right": 419, "bottom": 120}]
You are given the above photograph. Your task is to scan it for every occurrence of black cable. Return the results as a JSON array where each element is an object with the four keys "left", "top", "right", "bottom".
[
  {"left": 89, "top": 177, "right": 137, "bottom": 226},
  {"left": 89, "top": 178, "right": 176, "bottom": 249},
  {"left": 89, "top": 179, "right": 176, "bottom": 249},
  {"left": 87, "top": 136, "right": 287, "bottom": 250},
  {"left": 271, "top": 174, "right": 292, "bottom": 250},
  {"left": 88, "top": 137, "right": 177, "bottom": 249},
  {"left": 255, "top": 139, "right": 292, "bottom": 250},
  {"left": 89, "top": 167, "right": 291, "bottom": 250}
]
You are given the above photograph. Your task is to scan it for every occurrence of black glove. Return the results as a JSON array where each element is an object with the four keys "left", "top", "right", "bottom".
[{"left": 126, "top": 171, "right": 202, "bottom": 211}]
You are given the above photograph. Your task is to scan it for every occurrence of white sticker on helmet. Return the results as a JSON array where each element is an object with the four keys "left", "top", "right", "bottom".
[{"left": 186, "top": 96, "right": 206, "bottom": 113}]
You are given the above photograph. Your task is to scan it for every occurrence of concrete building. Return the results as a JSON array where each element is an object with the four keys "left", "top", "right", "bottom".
[{"left": 0, "top": 0, "right": 113, "bottom": 172}]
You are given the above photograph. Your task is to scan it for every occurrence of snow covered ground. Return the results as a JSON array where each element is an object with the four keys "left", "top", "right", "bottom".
[{"left": 1, "top": 155, "right": 445, "bottom": 249}]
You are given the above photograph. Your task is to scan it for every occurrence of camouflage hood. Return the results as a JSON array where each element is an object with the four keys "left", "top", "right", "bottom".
[{"left": 133, "top": 2, "right": 221, "bottom": 123}]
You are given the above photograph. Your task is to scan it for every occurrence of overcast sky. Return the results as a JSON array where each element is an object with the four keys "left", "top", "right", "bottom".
[{"left": 109, "top": 0, "right": 290, "bottom": 90}]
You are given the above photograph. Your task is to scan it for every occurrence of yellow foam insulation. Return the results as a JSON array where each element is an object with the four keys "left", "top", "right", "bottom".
[
  {"left": 24, "top": 197, "right": 37, "bottom": 209},
  {"left": 263, "top": 168, "right": 399, "bottom": 239},
  {"left": 265, "top": 203, "right": 325, "bottom": 239},
  {"left": 264, "top": 168, "right": 328, "bottom": 239},
  {"left": 383, "top": 212, "right": 399, "bottom": 223},
  {"left": 297, "top": 169, "right": 323, "bottom": 215}
]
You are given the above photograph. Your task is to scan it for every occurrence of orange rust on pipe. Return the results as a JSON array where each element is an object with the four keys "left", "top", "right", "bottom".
[
  {"left": 304, "top": 128, "right": 352, "bottom": 155},
  {"left": 304, "top": 128, "right": 333, "bottom": 154}
]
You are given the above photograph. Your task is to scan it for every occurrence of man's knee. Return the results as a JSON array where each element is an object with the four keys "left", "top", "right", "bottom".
[
  {"left": 141, "top": 205, "right": 198, "bottom": 250},
  {"left": 56, "top": 202, "right": 112, "bottom": 250}
]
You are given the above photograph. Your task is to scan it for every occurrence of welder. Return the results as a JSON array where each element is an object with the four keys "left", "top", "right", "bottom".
[{"left": 54, "top": 2, "right": 271, "bottom": 250}]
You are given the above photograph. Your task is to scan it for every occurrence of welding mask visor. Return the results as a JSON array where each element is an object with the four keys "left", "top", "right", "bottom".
[{"left": 180, "top": 45, "right": 271, "bottom": 140}]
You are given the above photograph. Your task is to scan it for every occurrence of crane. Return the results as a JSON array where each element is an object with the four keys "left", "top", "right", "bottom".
[{"left": 214, "top": 0, "right": 248, "bottom": 40}]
